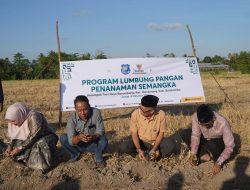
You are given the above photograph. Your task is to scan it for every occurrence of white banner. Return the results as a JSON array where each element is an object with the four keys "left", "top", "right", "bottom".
[{"left": 60, "top": 57, "right": 205, "bottom": 111}]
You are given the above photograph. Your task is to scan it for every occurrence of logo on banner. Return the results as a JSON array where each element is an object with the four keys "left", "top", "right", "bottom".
[
  {"left": 132, "top": 64, "right": 146, "bottom": 74},
  {"left": 136, "top": 64, "right": 142, "bottom": 70},
  {"left": 61, "top": 63, "right": 75, "bottom": 80},
  {"left": 180, "top": 96, "right": 205, "bottom": 103},
  {"left": 121, "top": 64, "right": 131, "bottom": 75}
]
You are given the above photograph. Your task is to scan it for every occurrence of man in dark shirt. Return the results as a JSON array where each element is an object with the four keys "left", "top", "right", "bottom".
[
  {"left": 0, "top": 77, "right": 4, "bottom": 112},
  {"left": 60, "top": 95, "right": 108, "bottom": 168}
]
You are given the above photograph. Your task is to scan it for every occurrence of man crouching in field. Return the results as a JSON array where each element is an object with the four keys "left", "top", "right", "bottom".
[
  {"left": 122, "top": 95, "right": 175, "bottom": 161},
  {"left": 186, "top": 104, "right": 235, "bottom": 175},
  {"left": 60, "top": 95, "right": 108, "bottom": 168}
]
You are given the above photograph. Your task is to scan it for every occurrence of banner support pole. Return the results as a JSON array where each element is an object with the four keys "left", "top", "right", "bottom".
[
  {"left": 56, "top": 17, "right": 62, "bottom": 127},
  {"left": 186, "top": 24, "right": 196, "bottom": 57}
]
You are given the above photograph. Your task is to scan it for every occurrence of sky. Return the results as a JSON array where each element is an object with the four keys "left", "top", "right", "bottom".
[{"left": 0, "top": 0, "right": 250, "bottom": 61}]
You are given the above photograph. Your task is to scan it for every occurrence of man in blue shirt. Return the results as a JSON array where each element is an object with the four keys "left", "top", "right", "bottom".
[{"left": 60, "top": 95, "right": 108, "bottom": 168}]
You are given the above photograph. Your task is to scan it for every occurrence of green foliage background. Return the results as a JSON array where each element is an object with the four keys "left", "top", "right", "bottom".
[{"left": 1, "top": 50, "right": 250, "bottom": 80}]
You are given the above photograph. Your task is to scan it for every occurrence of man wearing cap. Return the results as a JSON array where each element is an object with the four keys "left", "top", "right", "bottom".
[
  {"left": 189, "top": 104, "right": 235, "bottom": 175},
  {"left": 123, "top": 95, "right": 175, "bottom": 161}
]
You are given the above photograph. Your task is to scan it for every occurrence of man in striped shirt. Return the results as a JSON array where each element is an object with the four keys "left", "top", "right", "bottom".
[{"left": 189, "top": 104, "right": 235, "bottom": 175}]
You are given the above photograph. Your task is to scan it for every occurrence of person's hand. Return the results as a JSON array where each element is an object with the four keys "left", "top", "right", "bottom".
[
  {"left": 4, "top": 146, "right": 12, "bottom": 157},
  {"left": 78, "top": 133, "right": 89, "bottom": 142},
  {"left": 10, "top": 147, "right": 22, "bottom": 157},
  {"left": 86, "top": 135, "right": 94, "bottom": 142},
  {"left": 189, "top": 153, "right": 199, "bottom": 166},
  {"left": 149, "top": 149, "right": 160, "bottom": 160},
  {"left": 212, "top": 162, "right": 221, "bottom": 175},
  {"left": 78, "top": 133, "right": 96, "bottom": 143},
  {"left": 0, "top": 103, "right": 3, "bottom": 112},
  {"left": 137, "top": 149, "right": 147, "bottom": 161}
]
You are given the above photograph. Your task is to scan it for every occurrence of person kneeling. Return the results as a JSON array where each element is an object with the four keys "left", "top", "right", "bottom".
[
  {"left": 123, "top": 95, "right": 175, "bottom": 161},
  {"left": 188, "top": 104, "right": 235, "bottom": 175},
  {"left": 5, "top": 102, "right": 58, "bottom": 171}
]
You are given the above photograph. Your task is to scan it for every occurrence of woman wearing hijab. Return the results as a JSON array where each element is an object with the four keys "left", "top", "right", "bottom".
[{"left": 4, "top": 102, "right": 58, "bottom": 170}]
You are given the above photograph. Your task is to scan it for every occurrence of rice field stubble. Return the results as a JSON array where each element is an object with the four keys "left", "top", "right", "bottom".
[{"left": 0, "top": 72, "right": 249, "bottom": 190}]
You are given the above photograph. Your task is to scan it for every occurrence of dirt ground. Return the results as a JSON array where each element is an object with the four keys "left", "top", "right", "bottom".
[
  {"left": 0, "top": 73, "right": 250, "bottom": 190},
  {"left": 0, "top": 127, "right": 249, "bottom": 190}
]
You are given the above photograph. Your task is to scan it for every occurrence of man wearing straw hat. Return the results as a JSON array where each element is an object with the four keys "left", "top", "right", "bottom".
[{"left": 123, "top": 95, "right": 175, "bottom": 161}]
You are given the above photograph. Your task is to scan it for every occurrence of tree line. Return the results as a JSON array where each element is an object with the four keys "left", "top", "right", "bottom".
[{"left": 1, "top": 50, "right": 250, "bottom": 80}]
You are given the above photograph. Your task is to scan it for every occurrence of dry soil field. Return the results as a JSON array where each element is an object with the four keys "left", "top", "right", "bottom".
[{"left": 0, "top": 72, "right": 250, "bottom": 190}]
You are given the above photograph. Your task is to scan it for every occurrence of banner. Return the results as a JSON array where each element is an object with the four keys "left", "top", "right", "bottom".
[{"left": 60, "top": 57, "right": 205, "bottom": 111}]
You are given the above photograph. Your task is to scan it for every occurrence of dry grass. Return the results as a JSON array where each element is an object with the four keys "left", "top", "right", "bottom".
[
  {"left": 0, "top": 72, "right": 250, "bottom": 190},
  {"left": 0, "top": 72, "right": 250, "bottom": 151}
]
